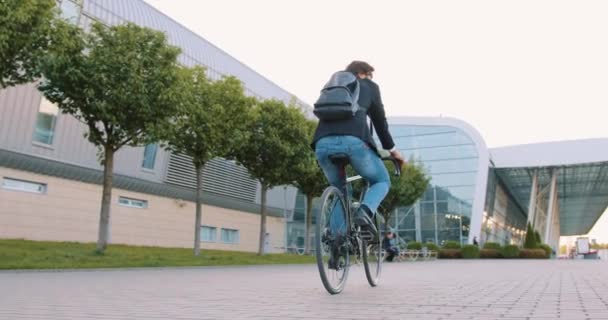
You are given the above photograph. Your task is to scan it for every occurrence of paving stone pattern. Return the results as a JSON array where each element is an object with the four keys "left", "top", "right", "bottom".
[{"left": 1, "top": 260, "right": 607, "bottom": 320}]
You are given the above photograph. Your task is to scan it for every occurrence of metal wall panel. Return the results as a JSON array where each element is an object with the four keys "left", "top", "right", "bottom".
[
  {"left": 83, "top": 0, "right": 303, "bottom": 104},
  {"left": 166, "top": 154, "right": 258, "bottom": 202},
  {"left": 0, "top": 84, "right": 169, "bottom": 183}
]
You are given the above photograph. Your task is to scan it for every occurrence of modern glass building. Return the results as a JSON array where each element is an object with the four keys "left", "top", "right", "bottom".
[
  {"left": 387, "top": 118, "right": 608, "bottom": 251},
  {"left": 386, "top": 118, "right": 487, "bottom": 247},
  {"left": 286, "top": 117, "right": 608, "bottom": 253}
]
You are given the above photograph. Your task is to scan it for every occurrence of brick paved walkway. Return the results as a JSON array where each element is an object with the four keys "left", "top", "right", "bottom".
[{"left": 1, "top": 260, "right": 607, "bottom": 319}]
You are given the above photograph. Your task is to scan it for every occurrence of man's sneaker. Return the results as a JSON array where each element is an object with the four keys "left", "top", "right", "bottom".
[{"left": 354, "top": 205, "right": 378, "bottom": 237}]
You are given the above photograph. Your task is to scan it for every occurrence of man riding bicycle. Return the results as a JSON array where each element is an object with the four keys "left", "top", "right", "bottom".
[{"left": 312, "top": 60, "right": 404, "bottom": 268}]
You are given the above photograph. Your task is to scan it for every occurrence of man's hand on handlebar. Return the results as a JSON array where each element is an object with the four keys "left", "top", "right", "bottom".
[{"left": 390, "top": 149, "right": 406, "bottom": 167}]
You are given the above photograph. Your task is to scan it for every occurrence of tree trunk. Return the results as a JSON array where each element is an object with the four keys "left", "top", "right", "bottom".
[
  {"left": 96, "top": 146, "right": 114, "bottom": 253},
  {"left": 193, "top": 165, "right": 203, "bottom": 256},
  {"left": 304, "top": 194, "right": 313, "bottom": 255},
  {"left": 258, "top": 185, "right": 268, "bottom": 255}
]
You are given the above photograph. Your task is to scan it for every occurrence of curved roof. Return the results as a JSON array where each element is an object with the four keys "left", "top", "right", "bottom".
[
  {"left": 490, "top": 138, "right": 608, "bottom": 168},
  {"left": 490, "top": 138, "right": 608, "bottom": 236},
  {"left": 388, "top": 116, "right": 490, "bottom": 243}
]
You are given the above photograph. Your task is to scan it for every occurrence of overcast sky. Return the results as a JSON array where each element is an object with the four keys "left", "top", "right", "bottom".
[{"left": 143, "top": 0, "right": 607, "bottom": 242}]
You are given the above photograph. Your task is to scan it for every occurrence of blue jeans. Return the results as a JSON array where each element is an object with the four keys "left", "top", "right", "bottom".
[{"left": 315, "top": 136, "right": 391, "bottom": 235}]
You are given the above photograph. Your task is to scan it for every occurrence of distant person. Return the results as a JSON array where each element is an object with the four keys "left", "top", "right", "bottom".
[
  {"left": 473, "top": 236, "right": 479, "bottom": 246},
  {"left": 383, "top": 231, "right": 400, "bottom": 262}
]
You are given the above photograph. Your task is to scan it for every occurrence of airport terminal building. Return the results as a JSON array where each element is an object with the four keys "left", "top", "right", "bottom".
[
  {"left": 381, "top": 119, "right": 608, "bottom": 252},
  {"left": 2, "top": 0, "right": 607, "bottom": 253}
]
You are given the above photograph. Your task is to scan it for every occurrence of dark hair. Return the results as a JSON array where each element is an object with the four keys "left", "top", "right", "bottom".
[{"left": 345, "top": 61, "right": 375, "bottom": 74}]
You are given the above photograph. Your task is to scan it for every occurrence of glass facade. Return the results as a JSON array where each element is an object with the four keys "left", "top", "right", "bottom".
[
  {"left": 388, "top": 125, "right": 479, "bottom": 246},
  {"left": 286, "top": 191, "right": 320, "bottom": 253},
  {"left": 481, "top": 169, "right": 529, "bottom": 246},
  {"left": 286, "top": 123, "right": 488, "bottom": 251}
]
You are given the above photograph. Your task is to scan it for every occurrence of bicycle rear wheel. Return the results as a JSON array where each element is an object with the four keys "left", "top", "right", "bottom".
[
  {"left": 315, "top": 186, "right": 350, "bottom": 294},
  {"left": 362, "top": 223, "right": 382, "bottom": 287}
]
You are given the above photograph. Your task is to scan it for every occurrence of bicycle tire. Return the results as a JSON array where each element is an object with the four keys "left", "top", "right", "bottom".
[
  {"left": 315, "top": 186, "right": 350, "bottom": 294},
  {"left": 362, "top": 227, "right": 382, "bottom": 287}
]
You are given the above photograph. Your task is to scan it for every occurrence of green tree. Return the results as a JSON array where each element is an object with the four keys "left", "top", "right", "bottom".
[
  {"left": 524, "top": 222, "right": 537, "bottom": 249},
  {"left": 351, "top": 158, "right": 428, "bottom": 222},
  {"left": 292, "top": 119, "right": 327, "bottom": 255},
  {"left": 38, "top": 22, "right": 182, "bottom": 253},
  {"left": 534, "top": 230, "right": 542, "bottom": 245},
  {"left": 378, "top": 160, "right": 429, "bottom": 222},
  {"left": 235, "top": 99, "right": 309, "bottom": 255},
  {"left": 160, "top": 66, "right": 251, "bottom": 256},
  {"left": 0, "top": 0, "right": 78, "bottom": 88}
]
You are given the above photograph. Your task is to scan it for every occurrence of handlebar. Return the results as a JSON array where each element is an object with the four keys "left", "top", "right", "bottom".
[
  {"left": 382, "top": 156, "right": 402, "bottom": 177},
  {"left": 377, "top": 148, "right": 402, "bottom": 177}
]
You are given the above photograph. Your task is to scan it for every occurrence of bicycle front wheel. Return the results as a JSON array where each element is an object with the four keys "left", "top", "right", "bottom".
[
  {"left": 362, "top": 227, "right": 382, "bottom": 287},
  {"left": 315, "top": 186, "right": 350, "bottom": 294}
]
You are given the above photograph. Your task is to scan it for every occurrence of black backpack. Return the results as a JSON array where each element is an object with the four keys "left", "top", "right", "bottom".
[{"left": 313, "top": 71, "right": 360, "bottom": 121}]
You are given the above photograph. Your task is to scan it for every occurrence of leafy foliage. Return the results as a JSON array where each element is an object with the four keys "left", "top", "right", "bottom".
[
  {"left": 534, "top": 230, "right": 542, "bottom": 245},
  {"left": 158, "top": 66, "right": 252, "bottom": 255},
  {"left": 501, "top": 245, "right": 520, "bottom": 259},
  {"left": 38, "top": 22, "right": 182, "bottom": 252},
  {"left": 351, "top": 159, "right": 429, "bottom": 222},
  {"left": 0, "top": 0, "right": 79, "bottom": 88},
  {"left": 524, "top": 223, "right": 538, "bottom": 249},
  {"left": 378, "top": 161, "right": 429, "bottom": 221},
  {"left": 292, "top": 119, "right": 327, "bottom": 254},
  {"left": 424, "top": 242, "right": 440, "bottom": 252},
  {"left": 519, "top": 249, "right": 548, "bottom": 259},
  {"left": 442, "top": 241, "right": 462, "bottom": 249},
  {"left": 483, "top": 242, "right": 502, "bottom": 250},
  {"left": 161, "top": 66, "right": 252, "bottom": 167},
  {"left": 292, "top": 119, "right": 327, "bottom": 198},
  {"left": 235, "top": 99, "right": 309, "bottom": 254},
  {"left": 461, "top": 244, "right": 480, "bottom": 259},
  {"left": 39, "top": 22, "right": 182, "bottom": 152},
  {"left": 406, "top": 241, "right": 422, "bottom": 250},
  {"left": 538, "top": 244, "right": 552, "bottom": 258},
  {"left": 235, "top": 99, "right": 310, "bottom": 189}
]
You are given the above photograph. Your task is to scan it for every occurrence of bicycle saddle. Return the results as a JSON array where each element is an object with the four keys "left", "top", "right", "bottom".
[{"left": 328, "top": 153, "right": 350, "bottom": 166}]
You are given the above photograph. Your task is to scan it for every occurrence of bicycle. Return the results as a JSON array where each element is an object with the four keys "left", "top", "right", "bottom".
[{"left": 315, "top": 153, "right": 401, "bottom": 294}]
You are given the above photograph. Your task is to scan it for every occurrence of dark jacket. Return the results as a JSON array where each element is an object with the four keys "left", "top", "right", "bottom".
[
  {"left": 312, "top": 78, "right": 395, "bottom": 151},
  {"left": 383, "top": 237, "right": 397, "bottom": 251}
]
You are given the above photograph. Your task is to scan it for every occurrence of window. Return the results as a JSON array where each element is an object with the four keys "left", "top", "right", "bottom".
[
  {"left": 221, "top": 228, "right": 239, "bottom": 244},
  {"left": 33, "top": 98, "right": 59, "bottom": 145},
  {"left": 201, "top": 226, "right": 217, "bottom": 242},
  {"left": 59, "top": 0, "right": 82, "bottom": 24},
  {"left": 118, "top": 196, "right": 148, "bottom": 209},
  {"left": 2, "top": 178, "right": 46, "bottom": 194},
  {"left": 142, "top": 144, "right": 158, "bottom": 170}
]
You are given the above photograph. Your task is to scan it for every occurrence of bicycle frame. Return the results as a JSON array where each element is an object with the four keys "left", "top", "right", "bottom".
[
  {"left": 315, "top": 156, "right": 399, "bottom": 293},
  {"left": 341, "top": 173, "right": 370, "bottom": 261}
]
